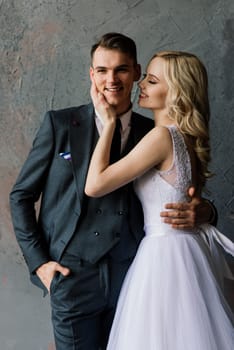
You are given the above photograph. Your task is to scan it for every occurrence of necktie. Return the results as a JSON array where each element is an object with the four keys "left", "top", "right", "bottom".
[{"left": 110, "top": 118, "right": 122, "bottom": 163}]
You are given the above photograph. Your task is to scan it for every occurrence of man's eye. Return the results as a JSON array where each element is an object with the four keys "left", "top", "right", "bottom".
[
  {"left": 97, "top": 69, "right": 106, "bottom": 73},
  {"left": 116, "top": 69, "right": 128, "bottom": 73}
]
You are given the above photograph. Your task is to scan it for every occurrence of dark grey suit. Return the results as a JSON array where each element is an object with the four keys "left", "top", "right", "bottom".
[{"left": 10, "top": 103, "right": 154, "bottom": 349}]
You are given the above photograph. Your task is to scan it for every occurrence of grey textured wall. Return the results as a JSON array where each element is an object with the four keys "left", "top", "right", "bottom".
[{"left": 1, "top": 0, "right": 233, "bottom": 349}]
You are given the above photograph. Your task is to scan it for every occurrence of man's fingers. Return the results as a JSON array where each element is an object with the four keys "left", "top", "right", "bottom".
[
  {"left": 37, "top": 261, "right": 70, "bottom": 279},
  {"left": 36, "top": 261, "right": 70, "bottom": 292},
  {"left": 55, "top": 264, "right": 70, "bottom": 277},
  {"left": 163, "top": 202, "right": 190, "bottom": 211},
  {"left": 162, "top": 190, "right": 202, "bottom": 230},
  {"left": 173, "top": 210, "right": 182, "bottom": 218},
  {"left": 163, "top": 217, "right": 190, "bottom": 224},
  {"left": 160, "top": 209, "right": 189, "bottom": 218},
  {"left": 162, "top": 214, "right": 196, "bottom": 228}
]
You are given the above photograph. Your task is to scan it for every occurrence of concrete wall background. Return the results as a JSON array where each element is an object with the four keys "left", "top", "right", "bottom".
[{"left": 0, "top": 0, "right": 233, "bottom": 349}]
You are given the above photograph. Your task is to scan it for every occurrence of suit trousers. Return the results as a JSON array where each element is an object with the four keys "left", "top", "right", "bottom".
[{"left": 50, "top": 252, "right": 133, "bottom": 350}]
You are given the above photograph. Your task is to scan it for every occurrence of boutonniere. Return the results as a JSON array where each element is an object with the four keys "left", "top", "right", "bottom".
[{"left": 59, "top": 152, "right": 72, "bottom": 161}]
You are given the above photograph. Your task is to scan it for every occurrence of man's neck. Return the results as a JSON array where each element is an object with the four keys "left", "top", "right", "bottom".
[{"left": 116, "top": 103, "right": 132, "bottom": 117}]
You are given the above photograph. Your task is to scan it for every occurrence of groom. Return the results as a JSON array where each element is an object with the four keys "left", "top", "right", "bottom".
[{"left": 9, "top": 32, "right": 215, "bottom": 350}]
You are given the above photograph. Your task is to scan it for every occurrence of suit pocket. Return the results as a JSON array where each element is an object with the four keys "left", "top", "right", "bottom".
[
  {"left": 50, "top": 271, "right": 60, "bottom": 295},
  {"left": 57, "top": 153, "right": 72, "bottom": 169}
]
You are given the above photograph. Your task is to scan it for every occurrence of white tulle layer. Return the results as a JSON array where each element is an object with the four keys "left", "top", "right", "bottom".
[{"left": 107, "top": 229, "right": 234, "bottom": 350}]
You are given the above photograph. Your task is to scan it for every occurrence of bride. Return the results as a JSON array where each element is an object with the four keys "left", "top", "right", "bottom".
[{"left": 85, "top": 50, "right": 234, "bottom": 349}]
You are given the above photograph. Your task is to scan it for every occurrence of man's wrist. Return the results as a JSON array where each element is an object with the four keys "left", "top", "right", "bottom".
[{"left": 204, "top": 199, "right": 217, "bottom": 225}]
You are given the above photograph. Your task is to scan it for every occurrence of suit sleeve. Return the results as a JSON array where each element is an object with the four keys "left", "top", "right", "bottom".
[{"left": 9, "top": 111, "right": 55, "bottom": 273}]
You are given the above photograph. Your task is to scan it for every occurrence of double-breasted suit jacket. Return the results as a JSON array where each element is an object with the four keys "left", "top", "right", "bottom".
[{"left": 10, "top": 103, "right": 154, "bottom": 287}]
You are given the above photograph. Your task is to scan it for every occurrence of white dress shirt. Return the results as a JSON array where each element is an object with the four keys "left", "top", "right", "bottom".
[{"left": 95, "top": 108, "right": 132, "bottom": 153}]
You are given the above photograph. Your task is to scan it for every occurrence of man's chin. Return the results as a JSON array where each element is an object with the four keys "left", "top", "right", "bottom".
[{"left": 104, "top": 96, "right": 119, "bottom": 107}]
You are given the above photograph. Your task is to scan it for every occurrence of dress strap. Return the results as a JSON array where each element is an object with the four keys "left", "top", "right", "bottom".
[{"left": 164, "top": 125, "right": 192, "bottom": 192}]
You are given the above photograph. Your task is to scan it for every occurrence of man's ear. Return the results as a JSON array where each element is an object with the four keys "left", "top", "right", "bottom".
[
  {"left": 89, "top": 67, "right": 94, "bottom": 81},
  {"left": 134, "top": 64, "right": 141, "bottom": 81}
]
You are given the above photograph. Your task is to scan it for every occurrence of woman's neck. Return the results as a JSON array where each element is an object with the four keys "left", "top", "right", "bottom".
[{"left": 153, "top": 110, "right": 174, "bottom": 127}]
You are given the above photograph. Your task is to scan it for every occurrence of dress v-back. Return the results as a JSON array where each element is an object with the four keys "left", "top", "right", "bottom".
[{"left": 107, "top": 125, "right": 234, "bottom": 350}]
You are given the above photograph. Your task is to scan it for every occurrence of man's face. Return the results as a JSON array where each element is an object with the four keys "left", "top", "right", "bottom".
[{"left": 90, "top": 47, "right": 141, "bottom": 115}]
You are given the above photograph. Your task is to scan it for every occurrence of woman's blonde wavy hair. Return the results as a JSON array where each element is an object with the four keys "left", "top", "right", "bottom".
[{"left": 152, "top": 51, "right": 212, "bottom": 190}]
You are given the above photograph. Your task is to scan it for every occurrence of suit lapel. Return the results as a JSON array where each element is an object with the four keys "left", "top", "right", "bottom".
[
  {"left": 69, "top": 108, "right": 152, "bottom": 212},
  {"left": 130, "top": 112, "right": 146, "bottom": 145},
  {"left": 69, "top": 104, "right": 95, "bottom": 210}
]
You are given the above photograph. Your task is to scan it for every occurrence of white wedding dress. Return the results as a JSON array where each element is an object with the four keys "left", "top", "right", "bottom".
[{"left": 107, "top": 125, "right": 234, "bottom": 350}]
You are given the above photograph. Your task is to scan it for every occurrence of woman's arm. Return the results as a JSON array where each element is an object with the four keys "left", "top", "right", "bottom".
[
  {"left": 86, "top": 82, "right": 216, "bottom": 229},
  {"left": 85, "top": 82, "right": 173, "bottom": 197},
  {"left": 85, "top": 122, "right": 173, "bottom": 197}
]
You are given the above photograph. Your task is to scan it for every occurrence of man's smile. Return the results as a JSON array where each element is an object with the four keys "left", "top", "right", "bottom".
[{"left": 104, "top": 87, "right": 123, "bottom": 92}]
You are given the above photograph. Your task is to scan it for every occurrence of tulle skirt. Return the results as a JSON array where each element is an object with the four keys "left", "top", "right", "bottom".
[{"left": 107, "top": 227, "right": 234, "bottom": 350}]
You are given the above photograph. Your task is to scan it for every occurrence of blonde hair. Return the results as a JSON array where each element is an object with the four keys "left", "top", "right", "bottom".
[{"left": 152, "top": 51, "right": 212, "bottom": 189}]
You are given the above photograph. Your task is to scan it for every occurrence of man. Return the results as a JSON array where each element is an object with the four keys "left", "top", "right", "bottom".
[{"left": 9, "top": 33, "right": 215, "bottom": 350}]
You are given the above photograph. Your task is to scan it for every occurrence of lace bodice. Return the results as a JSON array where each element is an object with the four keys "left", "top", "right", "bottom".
[{"left": 134, "top": 125, "right": 192, "bottom": 234}]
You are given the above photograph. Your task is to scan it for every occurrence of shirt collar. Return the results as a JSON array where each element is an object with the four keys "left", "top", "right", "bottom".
[{"left": 95, "top": 107, "right": 132, "bottom": 132}]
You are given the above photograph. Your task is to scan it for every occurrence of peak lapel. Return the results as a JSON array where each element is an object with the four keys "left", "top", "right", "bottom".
[{"left": 69, "top": 104, "right": 95, "bottom": 211}]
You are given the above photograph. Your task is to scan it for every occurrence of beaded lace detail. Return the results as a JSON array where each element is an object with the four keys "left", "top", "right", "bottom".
[
  {"left": 158, "top": 125, "right": 192, "bottom": 193},
  {"left": 134, "top": 125, "right": 193, "bottom": 230}
]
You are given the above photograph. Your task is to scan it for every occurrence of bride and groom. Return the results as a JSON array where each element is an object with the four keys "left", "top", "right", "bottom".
[{"left": 10, "top": 32, "right": 233, "bottom": 349}]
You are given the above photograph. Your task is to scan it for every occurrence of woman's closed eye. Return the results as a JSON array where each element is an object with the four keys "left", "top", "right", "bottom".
[{"left": 142, "top": 73, "right": 158, "bottom": 84}]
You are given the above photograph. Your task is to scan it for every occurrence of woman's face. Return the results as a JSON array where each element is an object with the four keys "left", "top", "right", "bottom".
[{"left": 138, "top": 57, "right": 169, "bottom": 113}]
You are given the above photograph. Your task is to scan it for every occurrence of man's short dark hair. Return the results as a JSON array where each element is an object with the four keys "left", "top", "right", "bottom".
[{"left": 91, "top": 32, "right": 138, "bottom": 65}]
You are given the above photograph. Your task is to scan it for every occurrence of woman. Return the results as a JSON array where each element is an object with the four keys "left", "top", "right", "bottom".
[{"left": 85, "top": 51, "right": 234, "bottom": 349}]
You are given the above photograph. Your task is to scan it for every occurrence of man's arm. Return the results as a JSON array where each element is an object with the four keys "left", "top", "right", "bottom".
[
  {"left": 9, "top": 112, "right": 54, "bottom": 272},
  {"left": 9, "top": 112, "right": 70, "bottom": 291},
  {"left": 160, "top": 187, "right": 217, "bottom": 229}
]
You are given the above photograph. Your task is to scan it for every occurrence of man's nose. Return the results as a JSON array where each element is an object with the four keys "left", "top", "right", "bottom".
[{"left": 107, "top": 70, "right": 119, "bottom": 82}]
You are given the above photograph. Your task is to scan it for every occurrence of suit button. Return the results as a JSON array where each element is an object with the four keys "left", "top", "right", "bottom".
[
  {"left": 96, "top": 209, "right": 102, "bottom": 214},
  {"left": 94, "top": 231, "right": 100, "bottom": 236},
  {"left": 118, "top": 211, "right": 124, "bottom": 215},
  {"left": 72, "top": 120, "right": 80, "bottom": 126}
]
